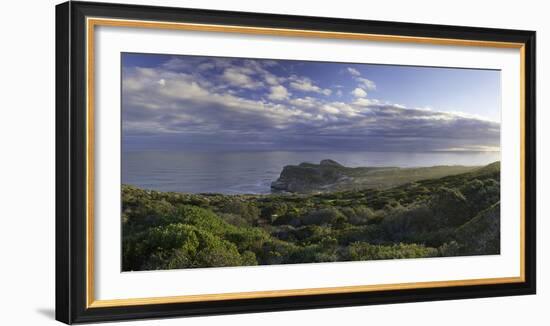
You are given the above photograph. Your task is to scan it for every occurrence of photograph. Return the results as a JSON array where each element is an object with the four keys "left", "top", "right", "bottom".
[
  {"left": 121, "top": 53, "right": 502, "bottom": 271},
  {"left": 51, "top": 1, "right": 537, "bottom": 323}
]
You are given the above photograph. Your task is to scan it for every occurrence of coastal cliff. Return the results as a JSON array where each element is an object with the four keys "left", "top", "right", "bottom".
[{"left": 271, "top": 159, "right": 482, "bottom": 193}]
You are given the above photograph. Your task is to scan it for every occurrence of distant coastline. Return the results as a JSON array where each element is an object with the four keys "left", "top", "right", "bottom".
[{"left": 122, "top": 150, "right": 500, "bottom": 195}]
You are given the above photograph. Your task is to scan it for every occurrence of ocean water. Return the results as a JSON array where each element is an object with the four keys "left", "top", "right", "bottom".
[{"left": 122, "top": 150, "right": 500, "bottom": 194}]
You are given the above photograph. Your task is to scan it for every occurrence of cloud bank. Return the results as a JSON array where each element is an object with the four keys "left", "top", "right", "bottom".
[{"left": 122, "top": 55, "right": 500, "bottom": 152}]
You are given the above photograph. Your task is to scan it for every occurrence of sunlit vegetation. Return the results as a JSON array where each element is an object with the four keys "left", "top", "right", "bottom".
[{"left": 122, "top": 162, "right": 500, "bottom": 271}]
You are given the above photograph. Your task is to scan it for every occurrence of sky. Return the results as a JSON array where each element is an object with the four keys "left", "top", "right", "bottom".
[{"left": 121, "top": 52, "right": 501, "bottom": 152}]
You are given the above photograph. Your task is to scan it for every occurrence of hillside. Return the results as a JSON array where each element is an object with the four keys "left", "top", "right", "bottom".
[
  {"left": 271, "top": 159, "right": 481, "bottom": 193},
  {"left": 122, "top": 161, "right": 501, "bottom": 271}
]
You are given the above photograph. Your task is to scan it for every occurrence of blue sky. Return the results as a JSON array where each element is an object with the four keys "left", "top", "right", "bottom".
[{"left": 122, "top": 53, "right": 500, "bottom": 152}]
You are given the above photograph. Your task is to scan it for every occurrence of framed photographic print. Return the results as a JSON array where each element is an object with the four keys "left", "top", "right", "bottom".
[{"left": 56, "top": 1, "right": 536, "bottom": 324}]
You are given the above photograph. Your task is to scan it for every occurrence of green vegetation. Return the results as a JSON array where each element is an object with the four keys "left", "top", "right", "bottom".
[{"left": 122, "top": 161, "right": 500, "bottom": 271}]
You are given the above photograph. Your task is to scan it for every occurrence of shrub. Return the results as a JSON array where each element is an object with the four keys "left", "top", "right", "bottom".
[
  {"left": 260, "top": 202, "right": 289, "bottom": 221},
  {"left": 287, "top": 241, "right": 339, "bottom": 264},
  {"left": 429, "top": 187, "right": 469, "bottom": 227},
  {"left": 346, "top": 205, "right": 375, "bottom": 225},
  {"left": 258, "top": 240, "right": 297, "bottom": 265},
  {"left": 224, "top": 227, "right": 270, "bottom": 253},
  {"left": 460, "top": 178, "right": 500, "bottom": 214},
  {"left": 380, "top": 203, "right": 432, "bottom": 241},
  {"left": 293, "top": 225, "right": 333, "bottom": 245},
  {"left": 347, "top": 242, "right": 438, "bottom": 261},
  {"left": 335, "top": 224, "right": 382, "bottom": 245},
  {"left": 273, "top": 213, "right": 302, "bottom": 227},
  {"left": 124, "top": 223, "right": 201, "bottom": 270},
  {"left": 174, "top": 205, "right": 233, "bottom": 236},
  {"left": 438, "top": 241, "right": 460, "bottom": 256},
  {"left": 123, "top": 197, "right": 176, "bottom": 234},
  {"left": 219, "top": 200, "right": 261, "bottom": 224},
  {"left": 456, "top": 202, "right": 500, "bottom": 255},
  {"left": 301, "top": 207, "right": 345, "bottom": 226},
  {"left": 219, "top": 213, "right": 248, "bottom": 227},
  {"left": 135, "top": 223, "right": 250, "bottom": 270}
]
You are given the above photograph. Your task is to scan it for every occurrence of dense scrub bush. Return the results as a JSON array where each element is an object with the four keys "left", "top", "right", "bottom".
[
  {"left": 335, "top": 225, "right": 383, "bottom": 245},
  {"left": 224, "top": 227, "right": 271, "bottom": 253},
  {"left": 301, "top": 207, "right": 346, "bottom": 226},
  {"left": 272, "top": 212, "right": 301, "bottom": 227},
  {"left": 345, "top": 205, "right": 376, "bottom": 225},
  {"left": 438, "top": 241, "right": 460, "bottom": 256},
  {"left": 347, "top": 242, "right": 438, "bottom": 260},
  {"left": 294, "top": 225, "right": 334, "bottom": 245},
  {"left": 125, "top": 223, "right": 247, "bottom": 270},
  {"left": 219, "top": 200, "right": 261, "bottom": 224},
  {"left": 122, "top": 163, "right": 500, "bottom": 270},
  {"left": 455, "top": 202, "right": 500, "bottom": 255},
  {"left": 460, "top": 178, "right": 500, "bottom": 215},
  {"left": 429, "top": 187, "right": 469, "bottom": 227},
  {"left": 218, "top": 213, "right": 248, "bottom": 227},
  {"left": 260, "top": 202, "right": 289, "bottom": 222}
]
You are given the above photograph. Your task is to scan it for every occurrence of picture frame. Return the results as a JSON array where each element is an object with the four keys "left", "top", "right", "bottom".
[{"left": 56, "top": 1, "right": 536, "bottom": 324}]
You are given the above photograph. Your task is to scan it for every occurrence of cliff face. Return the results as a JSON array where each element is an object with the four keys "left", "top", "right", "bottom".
[
  {"left": 271, "top": 160, "right": 483, "bottom": 194},
  {"left": 270, "top": 159, "right": 352, "bottom": 193}
]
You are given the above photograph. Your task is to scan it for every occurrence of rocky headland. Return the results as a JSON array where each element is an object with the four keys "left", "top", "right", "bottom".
[{"left": 271, "top": 159, "right": 481, "bottom": 193}]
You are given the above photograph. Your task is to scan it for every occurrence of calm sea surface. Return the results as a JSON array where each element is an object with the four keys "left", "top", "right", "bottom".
[{"left": 122, "top": 151, "right": 500, "bottom": 194}]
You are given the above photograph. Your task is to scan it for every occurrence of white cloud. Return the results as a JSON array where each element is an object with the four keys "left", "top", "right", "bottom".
[
  {"left": 321, "top": 89, "right": 332, "bottom": 96},
  {"left": 265, "top": 75, "right": 280, "bottom": 85},
  {"left": 289, "top": 97, "right": 318, "bottom": 108},
  {"left": 346, "top": 67, "right": 361, "bottom": 76},
  {"left": 122, "top": 57, "right": 500, "bottom": 152},
  {"left": 289, "top": 75, "right": 332, "bottom": 96},
  {"left": 123, "top": 66, "right": 302, "bottom": 133},
  {"left": 135, "top": 67, "right": 157, "bottom": 77},
  {"left": 356, "top": 77, "right": 377, "bottom": 90},
  {"left": 289, "top": 78, "right": 317, "bottom": 92},
  {"left": 321, "top": 102, "right": 357, "bottom": 117},
  {"left": 415, "top": 106, "right": 433, "bottom": 111},
  {"left": 437, "top": 145, "right": 501, "bottom": 152},
  {"left": 268, "top": 85, "right": 290, "bottom": 101},
  {"left": 353, "top": 98, "right": 375, "bottom": 106},
  {"left": 222, "top": 68, "right": 263, "bottom": 89},
  {"left": 159, "top": 78, "right": 210, "bottom": 100},
  {"left": 351, "top": 88, "right": 368, "bottom": 98},
  {"left": 345, "top": 67, "right": 377, "bottom": 91},
  {"left": 242, "top": 59, "right": 286, "bottom": 86}
]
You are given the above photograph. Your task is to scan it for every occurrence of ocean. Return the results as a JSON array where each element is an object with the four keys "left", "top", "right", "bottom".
[{"left": 122, "top": 150, "right": 500, "bottom": 195}]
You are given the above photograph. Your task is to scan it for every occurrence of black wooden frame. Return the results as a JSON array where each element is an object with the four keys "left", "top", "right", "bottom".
[{"left": 56, "top": 1, "right": 536, "bottom": 324}]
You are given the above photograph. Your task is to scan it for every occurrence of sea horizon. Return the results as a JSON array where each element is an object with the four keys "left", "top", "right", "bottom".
[{"left": 122, "top": 150, "right": 500, "bottom": 195}]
